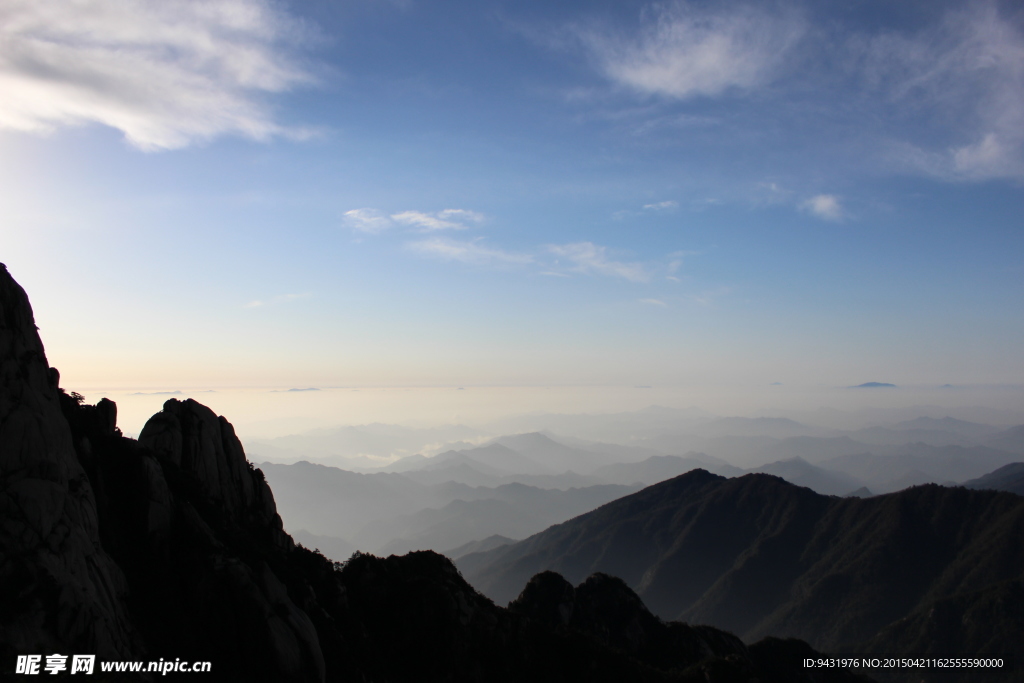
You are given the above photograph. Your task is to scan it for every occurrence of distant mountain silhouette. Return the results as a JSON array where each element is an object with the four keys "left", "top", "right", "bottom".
[
  {"left": 749, "top": 457, "right": 866, "bottom": 496},
  {"left": 3, "top": 263, "right": 870, "bottom": 682},
  {"left": 354, "top": 482, "right": 639, "bottom": 556},
  {"left": 461, "top": 470, "right": 1024, "bottom": 680},
  {"left": 259, "top": 460, "right": 442, "bottom": 539},
  {"left": 246, "top": 422, "right": 483, "bottom": 466},
  {"left": 963, "top": 462, "right": 1024, "bottom": 495},
  {"left": 850, "top": 426, "right": 983, "bottom": 447},
  {"left": 750, "top": 435, "right": 871, "bottom": 465},
  {"left": 592, "top": 453, "right": 742, "bottom": 485},
  {"left": 821, "top": 444, "right": 1018, "bottom": 493},
  {"left": 850, "top": 382, "right": 897, "bottom": 388},
  {"left": 445, "top": 534, "right": 517, "bottom": 559},
  {"left": 884, "top": 416, "right": 1005, "bottom": 439},
  {"left": 634, "top": 432, "right": 869, "bottom": 470},
  {"left": 489, "top": 432, "right": 622, "bottom": 473},
  {"left": 437, "top": 442, "right": 555, "bottom": 474},
  {"left": 484, "top": 405, "right": 712, "bottom": 444},
  {"left": 688, "top": 416, "right": 823, "bottom": 439},
  {"left": 985, "top": 424, "right": 1024, "bottom": 455}
]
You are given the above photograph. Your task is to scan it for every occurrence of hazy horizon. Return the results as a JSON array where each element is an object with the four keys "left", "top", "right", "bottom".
[{"left": 62, "top": 382, "right": 1024, "bottom": 445}]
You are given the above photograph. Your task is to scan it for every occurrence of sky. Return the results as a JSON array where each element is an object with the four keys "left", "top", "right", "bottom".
[{"left": 2, "top": 0, "right": 1023, "bottom": 433}]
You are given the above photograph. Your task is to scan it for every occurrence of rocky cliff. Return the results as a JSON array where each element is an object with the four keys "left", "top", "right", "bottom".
[{"left": 0, "top": 264, "right": 136, "bottom": 663}]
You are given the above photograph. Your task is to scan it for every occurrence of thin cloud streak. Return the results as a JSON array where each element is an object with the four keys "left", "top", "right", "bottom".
[
  {"left": 391, "top": 210, "right": 483, "bottom": 231},
  {"left": 244, "top": 292, "right": 311, "bottom": 309},
  {"left": 407, "top": 235, "right": 655, "bottom": 284},
  {"left": 406, "top": 237, "right": 533, "bottom": 266},
  {"left": 582, "top": 3, "right": 804, "bottom": 99},
  {"left": 643, "top": 200, "right": 678, "bottom": 211},
  {"left": 344, "top": 208, "right": 392, "bottom": 234},
  {"left": 548, "top": 242, "right": 649, "bottom": 282},
  {"left": 0, "top": 0, "right": 315, "bottom": 151}
]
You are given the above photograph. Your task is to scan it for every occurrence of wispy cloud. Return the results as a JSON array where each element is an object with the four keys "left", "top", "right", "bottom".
[
  {"left": 687, "top": 286, "right": 732, "bottom": 307},
  {"left": 614, "top": 199, "right": 679, "bottom": 219},
  {"left": 391, "top": 209, "right": 484, "bottom": 231},
  {"left": 437, "top": 209, "right": 485, "bottom": 222},
  {"left": 548, "top": 242, "right": 649, "bottom": 282},
  {"left": 667, "top": 249, "right": 701, "bottom": 274},
  {"left": 582, "top": 3, "right": 804, "bottom": 99},
  {"left": 0, "top": 0, "right": 315, "bottom": 151},
  {"left": 345, "top": 207, "right": 486, "bottom": 234},
  {"left": 854, "top": 4, "right": 1024, "bottom": 180},
  {"left": 244, "top": 292, "right": 311, "bottom": 308},
  {"left": 343, "top": 208, "right": 392, "bottom": 234},
  {"left": 406, "top": 237, "right": 533, "bottom": 266},
  {"left": 801, "top": 194, "right": 844, "bottom": 221}
]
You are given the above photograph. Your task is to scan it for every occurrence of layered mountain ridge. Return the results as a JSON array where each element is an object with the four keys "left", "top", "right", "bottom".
[
  {"left": 460, "top": 468, "right": 1024, "bottom": 673},
  {"left": 0, "top": 262, "right": 872, "bottom": 681}
]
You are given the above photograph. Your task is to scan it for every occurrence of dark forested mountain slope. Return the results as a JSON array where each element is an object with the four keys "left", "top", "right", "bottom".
[{"left": 461, "top": 469, "right": 1024, "bottom": 667}]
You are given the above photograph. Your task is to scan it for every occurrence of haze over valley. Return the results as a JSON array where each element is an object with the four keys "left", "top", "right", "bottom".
[{"left": 244, "top": 404, "right": 1024, "bottom": 568}]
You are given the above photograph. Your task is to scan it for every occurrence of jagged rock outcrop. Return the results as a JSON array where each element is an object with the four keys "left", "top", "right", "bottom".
[
  {"left": 0, "top": 264, "right": 136, "bottom": 662},
  {"left": 64, "top": 394, "right": 329, "bottom": 682},
  {"left": 509, "top": 571, "right": 748, "bottom": 672},
  {"left": 138, "top": 399, "right": 290, "bottom": 550}
]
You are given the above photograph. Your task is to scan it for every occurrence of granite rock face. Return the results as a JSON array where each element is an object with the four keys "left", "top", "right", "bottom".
[
  {"left": 0, "top": 263, "right": 328, "bottom": 681},
  {"left": 63, "top": 396, "right": 328, "bottom": 682},
  {"left": 0, "top": 264, "right": 136, "bottom": 662}
]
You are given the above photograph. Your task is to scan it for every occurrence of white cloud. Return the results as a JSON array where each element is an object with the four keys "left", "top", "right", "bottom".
[
  {"left": 548, "top": 242, "right": 649, "bottom": 282},
  {"left": 343, "top": 208, "right": 392, "bottom": 234},
  {"left": 437, "top": 209, "right": 485, "bottom": 223},
  {"left": 858, "top": 4, "right": 1024, "bottom": 180},
  {"left": 583, "top": 3, "right": 804, "bottom": 99},
  {"left": 391, "top": 209, "right": 482, "bottom": 231},
  {"left": 801, "top": 194, "right": 843, "bottom": 221},
  {"left": 406, "top": 237, "right": 532, "bottom": 266},
  {"left": 0, "top": 0, "right": 313, "bottom": 151},
  {"left": 950, "top": 132, "right": 1023, "bottom": 180},
  {"left": 643, "top": 200, "right": 678, "bottom": 210}
]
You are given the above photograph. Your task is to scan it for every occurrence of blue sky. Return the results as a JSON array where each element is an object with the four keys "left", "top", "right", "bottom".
[{"left": 2, "top": 0, "right": 1022, "bottom": 405}]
